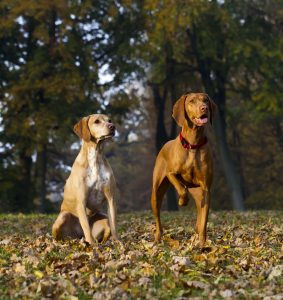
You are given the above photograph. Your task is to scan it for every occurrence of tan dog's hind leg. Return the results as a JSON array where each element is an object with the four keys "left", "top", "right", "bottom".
[
  {"left": 189, "top": 187, "right": 210, "bottom": 247},
  {"left": 52, "top": 211, "right": 69, "bottom": 239},
  {"left": 90, "top": 213, "right": 111, "bottom": 243},
  {"left": 91, "top": 220, "right": 111, "bottom": 243},
  {"left": 102, "top": 224, "right": 111, "bottom": 243},
  {"left": 52, "top": 212, "right": 84, "bottom": 240}
]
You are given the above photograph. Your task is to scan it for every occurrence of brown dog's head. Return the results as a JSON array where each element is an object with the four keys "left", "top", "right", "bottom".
[
  {"left": 73, "top": 114, "right": 115, "bottom": 142},
  {"left": 172, "top": 93, "right": 216, "bottom": 127}
]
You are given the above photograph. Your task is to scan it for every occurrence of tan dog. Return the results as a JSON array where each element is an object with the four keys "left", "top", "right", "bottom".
[
  {"left": 151, "top": 93, "right": 216, "bottom": 247},
  {"left": 52, "top": 114, "right": 118, "bottom": 244}
]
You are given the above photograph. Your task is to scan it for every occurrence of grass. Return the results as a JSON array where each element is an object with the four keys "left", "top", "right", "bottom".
[{"left": 0, "top": 210, "right": 282, "bottom": 299}]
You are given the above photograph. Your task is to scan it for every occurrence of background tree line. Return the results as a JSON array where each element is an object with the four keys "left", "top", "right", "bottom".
[{"left": 0, "top": 0, "right": 282, "bottom": 213}]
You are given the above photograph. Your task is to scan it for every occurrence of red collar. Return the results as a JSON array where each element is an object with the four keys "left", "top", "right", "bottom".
[{"left": 179, "top": 132, "right": 208, "bottom": 150}]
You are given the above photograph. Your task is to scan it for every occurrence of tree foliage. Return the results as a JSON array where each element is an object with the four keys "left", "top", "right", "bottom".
[
  {"left": 134, "top": 0, "right": 283, "bottom": 210},
  {"left": 0, "top": 0, "right": 143, "bottom": 212},
  {"left": 0, "top": 0, "right": 282, "bottom": 212}
]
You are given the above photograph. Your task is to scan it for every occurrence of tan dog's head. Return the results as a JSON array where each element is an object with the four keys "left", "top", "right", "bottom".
[
  {"left": 172, "top": 93, "right": 216, "bottom": 127},
  {"left": 73, "top": 114, "right": 115, "bottom": 142}
]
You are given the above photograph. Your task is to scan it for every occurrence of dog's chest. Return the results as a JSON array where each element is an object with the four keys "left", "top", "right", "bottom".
[
  {"left": 85, "top": 148, "right": 111, "bottom": 209},
  {"left": 179, "top": 150, "right": 210, "bottom": 185}
]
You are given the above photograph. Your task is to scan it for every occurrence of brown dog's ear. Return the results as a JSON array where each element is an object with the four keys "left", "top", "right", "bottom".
[
  {"left": 207, "top": 95, "right": 217, "bottom": 125},
  {"left": 172, "top": 95, "right": 187, "bottom": 127},
  {"left": 73, "top": 116, "right": 91, "bottom": 141}
]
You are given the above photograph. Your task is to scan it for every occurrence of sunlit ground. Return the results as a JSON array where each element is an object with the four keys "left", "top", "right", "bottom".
[{"left": 0, "top": 211, "right": 282, "bottom": 299}]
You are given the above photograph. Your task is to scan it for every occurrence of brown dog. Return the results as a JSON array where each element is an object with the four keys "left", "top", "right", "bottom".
[
  {"left": 151, "top": 93, "right": 216, "bottom": 247},
  {"left": 52, "top": 114, "right": 118, "bottom": 244}
]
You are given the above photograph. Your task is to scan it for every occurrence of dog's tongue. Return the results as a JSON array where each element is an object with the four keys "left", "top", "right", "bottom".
[{"left": 195, "top": 117, "right": 208, "bottom": 125}]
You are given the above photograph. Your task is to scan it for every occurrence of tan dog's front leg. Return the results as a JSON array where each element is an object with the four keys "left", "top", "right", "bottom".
[
  {"left": 76, "top": 200, "right": 94, "bottom": 244},
  {"left": 104, "top": 185, "right": 119, "bottom": 240},
  {"left": 167, "top": 173, "right": 188, "bottom": 206}
]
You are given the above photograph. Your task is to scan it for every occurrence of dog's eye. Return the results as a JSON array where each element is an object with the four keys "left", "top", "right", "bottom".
[
  {"left": 94, "top": 119, "right": 100, "bottom": 124},
  {"left": 108, "top": 119, "right": 112, "bottom": 123}
]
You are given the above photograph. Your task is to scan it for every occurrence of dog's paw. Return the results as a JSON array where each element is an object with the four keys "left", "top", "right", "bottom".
[
  {"left": 178, "top": 197, "right": 188, "bottom": 206},
  {"left": 154, "top": 232, "right": 162, "bottom": 244}
]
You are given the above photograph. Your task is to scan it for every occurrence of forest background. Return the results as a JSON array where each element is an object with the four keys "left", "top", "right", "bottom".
[{"left": 0, "top": 0, "right": 282, "bottom": 213}]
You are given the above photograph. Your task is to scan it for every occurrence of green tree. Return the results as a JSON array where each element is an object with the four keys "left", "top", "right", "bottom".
[
  {"left": 0, "top": 0, "right": 143, "bottom": 212},
  {"left": 138, "top": 0, "right": 283, "bottom": 210}
]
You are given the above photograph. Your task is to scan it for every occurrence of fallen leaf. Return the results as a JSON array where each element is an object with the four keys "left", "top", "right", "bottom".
[
  {"left": 14, "top": 263, "right": 26, "bottom": 275},
  {"left": 268, "top": 265, "right": 283, "bottom": 280},
  {"left": 185, "top": 280, "right": 209, "bottom": 290},
  {"left": 219, "top": 289, "right": 234, "bottom": 298},
  {"left": 173, "top": 256, "right": 191, "bottom": 266},
  {"left": 34, "top": 270, "right": 44, "bottom": 279}
]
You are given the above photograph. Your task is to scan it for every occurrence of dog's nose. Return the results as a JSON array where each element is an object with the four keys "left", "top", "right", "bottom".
[
  {"left": 108, "top": 124, "right": 115, "bottom": 131},
  {"left": 200, "top": 104, "right": 208, "bottom": 113}
]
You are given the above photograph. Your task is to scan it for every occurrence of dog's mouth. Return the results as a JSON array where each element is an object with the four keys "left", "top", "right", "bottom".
[
  {"left": 99, "top": 130, "right": 115, "bottom": 140},
  {"left": 193, "top": 114, "right": 208, "bottom": 126},
  {"left": 109, "top": 128, "right": 116, "bottom": 137}
]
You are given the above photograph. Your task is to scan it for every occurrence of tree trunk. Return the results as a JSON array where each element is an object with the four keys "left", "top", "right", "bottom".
[
  {"left": 169, "top": 82, "right": 177, "bottom": 139},
  {"left": 150, "top": 83, "right": 178, "bottom": 211},
  {"left": 167, "top": 82, "right": 178, "bottom": 211},
  {"left": 214, "top": 113, "right": 245, "bottom": 210},
  {"left": 187, "top": 25, "right": 245, "bottom": 210},
  {"left": 271, "top": 117, "right": 283, "bottom": 152},
  {"left": 16, "top": 151, "right": 33, "bottom": 212},
  {"left": 37, "top": 144, "right": 48, "bottom": 213},
  {"left": 213, "top": 88, "right": 245, "bottom": 211},
  {"left": 232, "top": 126, "right": 246, "bottom": 199},
  {"left": 151, "top": 84, "right": 168, "bottom": 151}
]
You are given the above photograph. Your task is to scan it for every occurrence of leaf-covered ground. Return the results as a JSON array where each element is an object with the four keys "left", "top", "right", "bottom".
[{"left": 0, "top": 211, "right": 282, "bottom": 299}]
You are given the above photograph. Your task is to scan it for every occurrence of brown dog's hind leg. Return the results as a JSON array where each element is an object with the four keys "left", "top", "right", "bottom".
[{"left": 151, "top": 177, "right": 170, "bottom": 243}]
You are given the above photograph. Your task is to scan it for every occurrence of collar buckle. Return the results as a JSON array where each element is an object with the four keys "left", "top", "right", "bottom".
[{"left": 179, "top": 132, "right": 208, "bottom": 150}]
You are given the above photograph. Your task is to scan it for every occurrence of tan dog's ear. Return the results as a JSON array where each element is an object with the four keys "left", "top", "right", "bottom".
[
  {"left": 172, "top": 95, "right": 187, "bottom": 127},
  {"left": 207, "top": 95, "right": 217, "bottom": 125},
  {"left": 73, "top": 116, "right": 91, "bottom": 141}
]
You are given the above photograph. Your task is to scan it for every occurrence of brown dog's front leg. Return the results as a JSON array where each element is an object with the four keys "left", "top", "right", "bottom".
[
  {"left": 151, "top": 187, "right": 163, "bottom": 243},
  {"left": 190, "top": 187, "right": 210, "bottom": 247},
  {"left": 198, "top": 202, "right": 210, "bottom": 247},
  {"left": 167, "top": 173, "right": 188, "bottom": 206}
]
